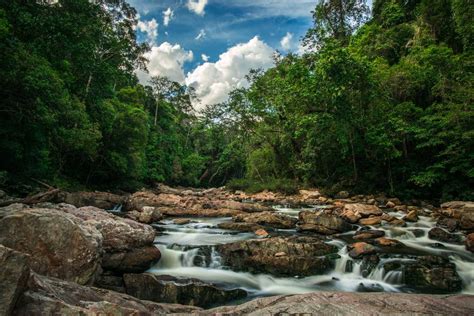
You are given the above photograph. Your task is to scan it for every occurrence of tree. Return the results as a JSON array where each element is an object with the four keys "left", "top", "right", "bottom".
[{"left": 304, "top": 0, "right": 370, "bottom": 48}]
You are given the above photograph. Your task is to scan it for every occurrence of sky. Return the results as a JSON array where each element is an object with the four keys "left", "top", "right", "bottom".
[{"left": 128, "top": 0, "right": 370, "bottom": 109}]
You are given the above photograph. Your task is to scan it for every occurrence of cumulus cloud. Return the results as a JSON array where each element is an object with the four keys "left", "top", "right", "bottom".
[
  {"left": 139, "top": 42, "right": 193, "bottom": 84},
  {"left": 163, "top": 8, "right": 173, "bottom": 27},
  {"left": 185, "top": 36, "right": 274, "bottom": 110},
  {"left": 137, "top": 18, "right": 158, "bottom": 43},
  {"left": 201, "top": 54, "right": 210, "bottom": 62},
  {"left": 195, "top": 29, "right": 206, "bottom": 40},
  {"left": 186, "top": 0, "right": 208, "bottom": 16},
  {"left": 280, "top": 32, "right": 294, "bottom": 51}
]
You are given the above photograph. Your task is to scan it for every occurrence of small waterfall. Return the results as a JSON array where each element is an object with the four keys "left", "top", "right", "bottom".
[
  {"left": 183, "top": 248, "right": 200, "bottom": 267},
  {"left": 209, "top": 247, "right": 222, "bottom": 268},
  {"left": 451, "top": 255, "right": 474, "bottom": 294},
  {"left": 384, "top": 270, "right": 403, "bottom": 284},
  {"left": 110, "top": 204, "right": 123, "bottom": 213}
]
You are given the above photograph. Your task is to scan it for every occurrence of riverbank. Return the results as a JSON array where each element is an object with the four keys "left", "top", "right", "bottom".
[{"left": 1, "top": 185, "right": 473, "bottom": 314}]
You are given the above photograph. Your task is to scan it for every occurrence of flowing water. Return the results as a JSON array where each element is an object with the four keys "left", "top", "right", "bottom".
[{"left": 147, "top": 206, "right": 474, "bottom": 300}]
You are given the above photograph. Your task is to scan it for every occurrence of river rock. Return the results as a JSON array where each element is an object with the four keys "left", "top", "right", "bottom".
[
  {"left": 103, "top": 246, "right": 161, "bottom": 273},
  {"left": 60, "top": 205, "right": 160, "bottom": 273},
  {"left": 466, "top": 233, "right": 474, "bottom": 252},
  {"left": 139, "top": 207, "right": 162, "bottom": 223},
  {"left": 123, "top": 273, "right": 246, "bottom": 308},
  {"left": 58, "top": 191, "right": 126, "bottom": 210},
  {"left": 459, "top": 218, "right": 474, "bottom": 231},
  {"left": 173, "top": 218, "right": 192, "bottom": 225},
  {"left": 336, "top": 191, "right": 350, "bottom": 199},
  {"left": 343, "top": 203, "right": 383, "bottom": 218},
  {"left": 403, "top": 256, "right": 463, "bottom": 293},
  {"left": 381, "top": 213, "right": 396, "bottom": 222},
  {"left": 160, "top": 206, "right": 244, "bottom": 217},
  {"left": 441, "top": 201, "right": 474, "bottom": 221},
  {"left": 298, "top": 211, "right": 353, "bottom": 234},
  {"left": 233, "top": 211, "right": 297, "bottom": 229},
  {"left": 126, "top": 191, "right": 272, "bottom": 215},
  {"left": 348, "top": 242, "right": 376, "bottom": 259},
  {"left": 437, "top": 217, "right": 459, "bottom": 232},
  {"left": 359, "top": 217, "right": 382, "bottom": 226},
  {"left": 94, "top": 272, "right": 126, "bottom": 293},
  {"left": 387, "top": 218, "right": 406, "bottom": 227},
  {"left": 428, "top": 228, "right": 462, "bottom": 244},
  {"left": 356, "top": 283, "right": 384, "bottom": 292},
  {"left": 217, "top": 222, "right": 264, "bottom": 232},
  {"left": 299, "top": 189, "right": 321, "bottom": 201},
  {"left": 374, "top": 237, "right": 403, "bottom": 247},
  {"left": 0, "top": 203, "right": 28, "bottom": 219},
  {"left": 340, "top": 208, "right": 361, "bottom": 223},
  {"left": 0, "top": 245, "right": 30, "bottom": 315},
  {"left": 218, "top": 236, "right": 338, "bottom": 276},
  {"left": 205, "top": 291, "right": 474, "bottom": 315},
  {"left": 0, "top": 208, "right": 102, "bottom": 285},
  {"left": 386, "top": 201, "right": 396, "bottom": 208},
  {"left": 403, "top": 210, "right": 418, "bottom": 222},
  {"left": 14, "top": 272, "right": 200, "bottom": 315},
  {"left": 353, "top": 230, "right": 385, "bottom": 240},
  {"left": 255, "top": 228, "right": 269, "bottom": 237}
]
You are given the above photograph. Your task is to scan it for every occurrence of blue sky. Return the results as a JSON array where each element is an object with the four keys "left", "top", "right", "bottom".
[
  {"left": 129, "top": 0, "right": 315, "bottom": 72},
  {"left": 129, "top": 0, "right": 372, "bottom": 109}
]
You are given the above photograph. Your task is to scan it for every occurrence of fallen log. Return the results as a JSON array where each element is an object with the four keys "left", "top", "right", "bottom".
[{"left": 0, "top": 188, "right": 60, "bottom": 207}]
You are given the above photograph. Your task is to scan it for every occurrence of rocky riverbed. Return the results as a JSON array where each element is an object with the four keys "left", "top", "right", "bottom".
[{"left": 0, "top": 185, "right": 473, "bottom": 314}]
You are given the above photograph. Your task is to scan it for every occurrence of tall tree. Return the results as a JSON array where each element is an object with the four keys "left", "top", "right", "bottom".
[{"left": 304, "top": 0, "right": 370, "bottom": 48}]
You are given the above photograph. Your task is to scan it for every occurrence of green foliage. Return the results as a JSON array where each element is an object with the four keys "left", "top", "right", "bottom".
[
  {"left": 0, "top": 0, "right": 472, "bottom": 202},
  {"left": 207, "top": 0, "right": 473, "bottom": 200}
]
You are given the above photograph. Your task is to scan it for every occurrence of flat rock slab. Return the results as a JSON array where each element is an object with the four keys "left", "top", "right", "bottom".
[
  {"left": 14, "top": 272, "right": 201, "bottom": 315},
  {"left": 203, "top": 291, "right": 474, "bottom": 315}
]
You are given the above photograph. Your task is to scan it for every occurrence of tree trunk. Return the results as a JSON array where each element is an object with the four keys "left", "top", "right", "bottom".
[{"left": 349, "top": 131, "right": 358, "bottom": 183}]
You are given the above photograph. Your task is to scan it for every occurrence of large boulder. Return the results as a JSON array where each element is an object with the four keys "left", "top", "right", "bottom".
[
  {"left": 233, "top": 211, "right": 297, "bottom": 229},
  {"left": 428, "top": 228, "right": 462, "bottom": 244},
  {"left": 126, "top": 192, "right": 183, "bottom": 210},
  {"left": 466, "top": 233, "right": 474, "bottom": 252},
  {"left": 402, "top": 256, "right": 463, "bottom": 293},
  {"left": 60, "top": 205, "right": 160, "bottom": 273},
  {"left": 353, "top": 230, "right": 385, "bottom": 240},
  {"left": 0, "top": 207, "right": 103, "bottom": 285},
  {"left": 348, "top": 242, "right": 376, "bottom": 259},
  {"left": 217, "top": 236, "right": 338, "bottom": 276},
  {"left": 342, "top": 203, "right": 383, "bottom": 221},
  {"left": 298, "top": 211, "right": 353, "bottom": 234},
  {"left": 57, "top": 191, "right": 126, "bottom": 210},
  {"left": 123, "top": 273, "right": 247, "bottom": 308},
  {"left": 125, "top": 206, "right": 162, "bottom": 224},
  {"left": 0, "top": 245, "right": 30, "bottom": 316},
  {"left": 103, "top": 246, "right": 161, "bottom": 273},
  {"left": 441, "top": 201, "right": 474, "bottom": 221},
  {"left": 14, "top": 272, "right": 200, "bottom": 315},
  {"left": 205, "top": 292, "right": 474, "bottom": 315}
]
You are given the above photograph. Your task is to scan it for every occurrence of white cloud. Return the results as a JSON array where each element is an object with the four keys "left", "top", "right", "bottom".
[
  {"left": 186, "top": 0, "right": 208, "bottom": 16},
  {"left": 137, "top": 18, "right": 158, "bottom": 43},
  {"left": 185, "top": 36, "right": 274, "bottom": 110},
  {"left": 195, "top": 29, "right": 206, "bottom": 40},
  {"left": 297, "top": 43, "right": 315, "bottom": 55},
  {"left": 201, "top": 54, "right": 210, "bottom": 62},
  {"left": 280, "top": 32, "right": 294, "bottom": 51},
  {"left": 139, "top": 42, "right": 193, "bottom": 84},
  {"left": 163, "top": 7, "right": 173, "bottom": 27}
]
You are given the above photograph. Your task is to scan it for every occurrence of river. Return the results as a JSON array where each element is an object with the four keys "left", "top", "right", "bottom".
[{"left": 147, "top": 205, "right": 474, "bottom": 302}]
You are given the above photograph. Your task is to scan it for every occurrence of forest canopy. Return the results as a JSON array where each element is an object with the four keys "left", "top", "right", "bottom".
[{"left": 0, "top": 0, "right": 472, "bottom": 201}]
